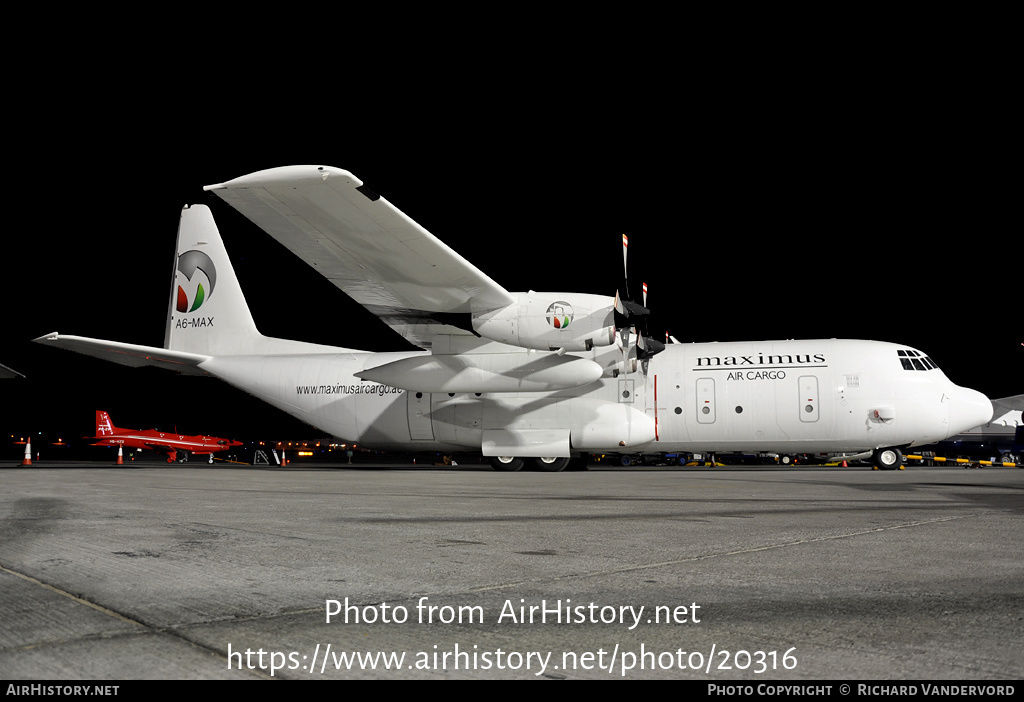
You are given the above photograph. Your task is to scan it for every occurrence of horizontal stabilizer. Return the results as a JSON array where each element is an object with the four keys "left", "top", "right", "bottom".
[
  {"left": 0, "top": 362, "right": 24, "bottom": 379},
  {"left": 34, "top": 333, "right": 210, "bottom": 375}
]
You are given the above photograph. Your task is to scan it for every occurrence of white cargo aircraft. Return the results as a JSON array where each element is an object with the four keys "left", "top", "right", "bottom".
[{"left": 36, "top": 166, "right": 994, "bottom": 471}]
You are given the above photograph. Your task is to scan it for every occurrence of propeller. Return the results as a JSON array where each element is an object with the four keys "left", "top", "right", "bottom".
[
  {"left": 613, "top": 235, "right": 649, "bottom": 329},
  {"left": 613, "top": 235, "right": 663, "bottom": 372},
  {"left": 635, "top": 283, "right": 665, "bottom": 361}
]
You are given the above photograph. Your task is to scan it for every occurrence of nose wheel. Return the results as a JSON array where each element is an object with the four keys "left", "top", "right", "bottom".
[{"left": 872, "top": 447, "right": 904, "bottom": 470}]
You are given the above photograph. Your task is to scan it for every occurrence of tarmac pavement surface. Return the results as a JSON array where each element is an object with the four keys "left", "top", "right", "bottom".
[{"left": 1, "top": 462, "right": 1021, "bottom": 680}]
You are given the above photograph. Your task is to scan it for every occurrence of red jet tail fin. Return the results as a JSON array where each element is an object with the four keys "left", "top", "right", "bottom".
[{"left": 95, "top": 410, "right": 117, "bottom": 437}]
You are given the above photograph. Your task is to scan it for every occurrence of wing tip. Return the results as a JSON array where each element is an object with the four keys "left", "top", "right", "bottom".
[{"left": 204, "top": 165, "right": 361, "bottom": 192}]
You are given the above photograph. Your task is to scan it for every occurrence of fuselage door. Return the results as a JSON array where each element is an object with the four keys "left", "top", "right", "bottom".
[
  {"left": 799, "top": 375, "right": 819, "bottom": 423},
  {"left": 408, "top": 391, "right": 434, "bottom": 440},
  {"left": 696, "top": 378, "right": 716, "bottom": 423}
]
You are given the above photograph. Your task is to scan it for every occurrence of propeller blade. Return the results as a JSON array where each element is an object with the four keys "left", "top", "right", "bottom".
[
  {"left": 622, "top": 233, "right": 629, "bottom": 284},
  {"left": 638, "top": 335, "right": 666, "bottom": 360},
  {"left": 613, "top": 235, "right": 649, "bottom": 332}
]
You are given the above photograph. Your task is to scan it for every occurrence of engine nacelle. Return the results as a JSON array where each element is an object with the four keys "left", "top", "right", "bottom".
[{"left": 472, "top": 292, "right": 616, "bottom": 351}]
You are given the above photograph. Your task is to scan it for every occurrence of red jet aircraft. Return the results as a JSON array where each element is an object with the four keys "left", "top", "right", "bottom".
[{"left": 91, "top": 410, "right": 242, "bottom": 463}]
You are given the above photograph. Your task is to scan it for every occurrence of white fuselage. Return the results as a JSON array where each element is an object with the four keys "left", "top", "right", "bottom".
[{"left": 198, "top": 338, "right": 992, "bottom": 457}]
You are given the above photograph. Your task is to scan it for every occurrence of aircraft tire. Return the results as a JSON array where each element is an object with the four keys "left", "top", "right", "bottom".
[
  {"left": 873, "top": 447, "right": 903, "bottom": 470},
  {"left": 489, "top": 456, "right": 524, "bottom": 472},
  {"left": 530, "top": 457, "right": 570, "bottom": 472}
]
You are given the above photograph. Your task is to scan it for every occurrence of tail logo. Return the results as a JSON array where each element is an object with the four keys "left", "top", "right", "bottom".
[
  {"left": 545, "top": 301, "right": 574, "bottom": 330},
  {"left": 176, "top": 250, "right": 217, "bottom": 313}
]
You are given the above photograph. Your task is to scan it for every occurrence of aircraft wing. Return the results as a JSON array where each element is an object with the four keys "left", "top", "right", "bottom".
[
  {"left": 141, "top": 441, "right": 179, "bottom": 452},
  {"left": 991, "top": 394, "right": 1024, "bottom": 415},
  {"left": 34, "top": 333, "right": 210, "bottom": 375},
  {"left": 204, "top": 166, "right": 515, "bottom": 350}
]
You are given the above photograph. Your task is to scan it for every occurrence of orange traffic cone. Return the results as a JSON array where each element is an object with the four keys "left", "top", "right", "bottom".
[
  {"left": 21, "top": 440, "right": 32, "bottom": 466},
  {"left": 841, "top": 460, "right": 848, "bottom": 467},
  {"left": 116, "top": 446, "right": 123, "bottom": 465}
]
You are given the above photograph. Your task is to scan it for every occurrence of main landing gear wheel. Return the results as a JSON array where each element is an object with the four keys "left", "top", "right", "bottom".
[
  {"left": 872, "top": 447, "right": 904, "bottom": 470},
  {"left": 529, "top": 457, "right": 570, "bottom": 472},
  {"left": 488, "top": 456, "right": 524, "bottom": 472}
]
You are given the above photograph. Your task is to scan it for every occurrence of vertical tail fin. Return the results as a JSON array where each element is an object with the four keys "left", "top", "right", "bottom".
[
  {"left": 164, "top": 205, "right": 262, "bottom": 355},
  {"left": 96, "top": 410, "right": 115, "bottom": 436}
]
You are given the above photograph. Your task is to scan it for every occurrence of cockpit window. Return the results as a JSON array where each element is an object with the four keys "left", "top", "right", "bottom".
[{"left": 898, "top": 349, "right": 939, "bottom": 371}]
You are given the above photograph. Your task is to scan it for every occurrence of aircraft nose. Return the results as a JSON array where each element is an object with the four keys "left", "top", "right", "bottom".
[{"left": 947, "top": 388, "right": 993, "bottom": 439}]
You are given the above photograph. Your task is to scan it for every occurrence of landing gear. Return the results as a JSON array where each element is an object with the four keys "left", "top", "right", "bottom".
[
  {"left": 872, "top": 447, "right": 904, "bottom": 470},
  {"left": 528, "top": 457, "right": 570, "bottom": 472},
  {"left": 488, "top": 456, "right": 524, "bottom": 472},
  {"left": 488, "top": 455, "right": 583, "bottom": 472}
]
